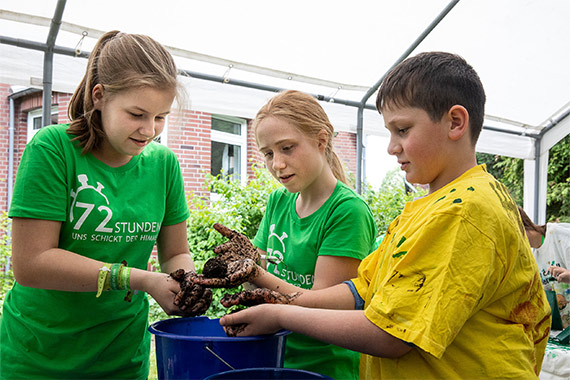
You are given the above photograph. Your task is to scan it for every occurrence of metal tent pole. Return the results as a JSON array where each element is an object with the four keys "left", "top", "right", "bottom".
[
  {"left": 42, "top": 0, "right": 67, "bottom": 127},
  {"left": 355, "top": 0, "right": 460, "bottom": 193}
]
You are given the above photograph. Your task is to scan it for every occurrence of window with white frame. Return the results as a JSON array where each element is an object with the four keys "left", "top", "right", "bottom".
[
  {"left": 210, "top": 115, "right": 247, "bottom": 185},
  {"left": 27, "top": 107, "right": 58, "bottom": 142}
]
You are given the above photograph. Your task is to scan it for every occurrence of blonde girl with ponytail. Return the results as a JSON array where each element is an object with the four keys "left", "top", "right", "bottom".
[{"left": 249, "top": 90, "right": 377, "bottom": 379}]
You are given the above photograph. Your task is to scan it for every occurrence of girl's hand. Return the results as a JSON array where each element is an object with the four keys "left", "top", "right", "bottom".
[
  {"left": 192, "top": 223, "right": 261, "bottom": 288},
  {"left": 169, "top": 269, "right": 213, "bottom": 317},
  {"left": 220, "top": 288, "right": 300, "bottom": 308},
  {"left": 141, "top": 271, "right": 183, "bottom": 315},
  {"left": 219, "top": 304, "right": 283, "bottom": 337},
  {"left": 548, "top": 266, "right": 570, "bottom": 284},
  {"left": 140, "top": 270, "right": 211, "bottom": 317}
]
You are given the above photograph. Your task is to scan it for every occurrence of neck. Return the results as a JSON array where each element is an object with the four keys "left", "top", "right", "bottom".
[{"left": 296, "top": 170, "right": 338, "bottom": 218}]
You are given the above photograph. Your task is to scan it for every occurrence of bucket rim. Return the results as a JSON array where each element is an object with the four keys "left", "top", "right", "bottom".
[
  {"left": 203, "top": 367, "right": 333, "bottom": 380},
  {"left": 148, "top": 316, "right": 290, "bottom": 342}
]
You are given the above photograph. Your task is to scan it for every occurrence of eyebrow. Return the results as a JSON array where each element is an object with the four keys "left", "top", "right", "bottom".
[
  {"left": 384, "top": 116, "right": 409, "bottom": 128},
  {"left": 258, "top": 138, "right": 293, "bottom": 152},
  {"left": 131, "top": 106, "right": 171, "bottom": 116}
]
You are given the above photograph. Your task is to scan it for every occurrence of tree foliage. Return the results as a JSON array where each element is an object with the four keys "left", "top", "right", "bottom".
[
  {"left": 477, "top": 133, "right": 569, "bottom": 222},
  {"left": 363, "top": 168, "right": 426, "bottom": 235}
]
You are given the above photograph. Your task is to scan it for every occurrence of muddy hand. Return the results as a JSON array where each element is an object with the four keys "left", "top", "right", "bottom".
[
  {"left": 193, "top": 258, "right": 259, "bottom": 288},
  {"left": 170, "top": 270, "right": 213, "bottom": 317},
  {"left": 221, "top": 288, "right": 300, "bottom": 307},
  {"left": 213, "top": 223, "right": 260, "bottom": 263}
]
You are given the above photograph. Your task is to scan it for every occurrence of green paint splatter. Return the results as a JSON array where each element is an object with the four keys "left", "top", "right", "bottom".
[
  {"left": 467, "top": 186, "right": 475, "bottom": 191},
  {"left": 392, "top": 251, "right": 408, "bottom": 258},
  {"left": 396, "top": 236, "right": 406, "bottom": 248},
  {"left": 435, "top": 196, "right": 446, "bottom": 203},
  {"left": 450, "top": 189, "right": 456, "bottom": 193},
  {"left": 453, "top": 198, "right": 462, "bottom": 204}
]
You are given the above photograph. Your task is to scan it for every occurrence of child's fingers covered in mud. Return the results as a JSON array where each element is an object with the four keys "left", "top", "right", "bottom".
[
  {"left": 221, "top": 288, "right": 300, "bottom": 307},
  {"left": 219, "top": 303, "right": 284, "bottom": 337}
]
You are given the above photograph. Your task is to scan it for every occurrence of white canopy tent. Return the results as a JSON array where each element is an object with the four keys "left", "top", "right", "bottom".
[{"left": 1, "top": 0, "right": 569, "bottom": 224}]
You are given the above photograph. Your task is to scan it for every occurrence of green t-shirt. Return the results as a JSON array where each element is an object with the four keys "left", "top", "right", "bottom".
[
  {"left": 1, "top": 124, "right": 189, "bottom": 379},
  {"left": 254, "top": 181, "right": 376, "bottom": 380}
]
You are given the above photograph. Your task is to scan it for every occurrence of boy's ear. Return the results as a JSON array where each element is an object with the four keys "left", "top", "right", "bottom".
[{"left": 448, "top": 105, "right": 470, "bottom": 141}]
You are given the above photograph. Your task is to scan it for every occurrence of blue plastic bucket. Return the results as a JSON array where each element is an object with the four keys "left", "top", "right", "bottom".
[
  {"left": 204, "top": 367, "right": 333, "bottom": 379},
  {"left": 149, "top": 317, "right": 290, "bottom": 380}
]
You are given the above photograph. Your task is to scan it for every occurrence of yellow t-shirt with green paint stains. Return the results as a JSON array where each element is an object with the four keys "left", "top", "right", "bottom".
[{"left": 352, "top": 164, "right": 551, "bottom": 379}]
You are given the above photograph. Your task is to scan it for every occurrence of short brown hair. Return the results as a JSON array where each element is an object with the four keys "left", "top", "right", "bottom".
[{"left": 376, "top": 51, "right": 486, "bottom": 145}]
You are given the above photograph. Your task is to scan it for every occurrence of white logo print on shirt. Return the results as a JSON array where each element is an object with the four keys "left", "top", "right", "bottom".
[
  {"left": 69, "top": 174, "right": 160, "bottom": 243},
  {"left": 266, "top": 224, "right": 287, "bottom": 266},
  {"left": 70, "top": 174, "right": 112, "bottom": 232},
  {"left": 267, "top": 224, "right": 315, "bottom": 287}
]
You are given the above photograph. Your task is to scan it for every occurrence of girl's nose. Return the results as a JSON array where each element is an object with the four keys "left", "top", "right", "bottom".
[
  {"left": 139, "top": 119, "right": 156, "bottom": 139},
  {"left": 272, "top": 153, "right": 286, "bottom": 170}
]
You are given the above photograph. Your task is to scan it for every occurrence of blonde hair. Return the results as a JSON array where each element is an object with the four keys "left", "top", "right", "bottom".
[
  {"left": 252, "top": 90, "right": 347, "bottom": 184},
  {"left": 67, "top": 30, "right": 179, "bottom": 153}
]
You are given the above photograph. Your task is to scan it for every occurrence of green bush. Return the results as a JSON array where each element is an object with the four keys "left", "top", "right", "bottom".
[{"left": 362, "top": 168, "right": 426, "bottom": 235}]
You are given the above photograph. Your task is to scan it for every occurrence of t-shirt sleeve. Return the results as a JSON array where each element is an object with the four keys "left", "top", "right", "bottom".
[
  {"left": 364, "top": 213, "right": 500, "bottom": 358},
  {"left": 9, "top": 134, "right": 68, "bottom": 221},
  {"left": 318, "top": 197, "right": 376, "bottom": 260},
  {"left": 161, "top": 150, "right": 190, "bottom": 226}
]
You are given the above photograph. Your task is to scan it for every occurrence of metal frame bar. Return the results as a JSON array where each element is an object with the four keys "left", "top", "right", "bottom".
[
  {"left": 355, "top": 0, "right": 460, "bottom": 193},
  {"left": 42, "top": 0, "right": 67, "bottom": 127}
]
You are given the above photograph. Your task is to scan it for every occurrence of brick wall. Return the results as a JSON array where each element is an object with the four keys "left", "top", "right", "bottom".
[
  {"left": 169, "top": 110, "right": 212, "bottom": 198},
  {"left": 334, "top": 131, "right": 358, "bottom": 178}
]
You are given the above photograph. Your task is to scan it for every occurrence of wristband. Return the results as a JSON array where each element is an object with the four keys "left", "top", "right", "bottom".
[
  {"left": 96, "top": 264, "right": 112, "bottom": 298},
  {"left": 110, "top": 263, "right": 122, "bottom": 290},
  {"left": 122, "top": 266, "right": 132, "bottom": 291}
]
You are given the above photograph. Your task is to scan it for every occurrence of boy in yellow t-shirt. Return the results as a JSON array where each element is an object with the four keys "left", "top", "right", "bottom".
[{"left": 217, "top": 52, "right": 551, "bottom": 379}]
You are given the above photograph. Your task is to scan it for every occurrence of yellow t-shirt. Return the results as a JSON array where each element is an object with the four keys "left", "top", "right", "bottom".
[{"left": 352, "top": 165, "right": 551, "bottom": 379}]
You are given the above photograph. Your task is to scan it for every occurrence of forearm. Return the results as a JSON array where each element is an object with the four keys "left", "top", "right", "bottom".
[
  {"left": 292, "top": 283, "right": 357, "bottom": 310},
  {"left": 159, "top": 252, "right": 195, "bottom": 274},
  {"left": 252, "top": 265, "right": 306, "bottom": 294},
  {"left": 276, "top": 306, "right": 409, "bottom": 357},
  {"left": 15, "top": 246, "right": 165, "bottom": 295},
  {"left": 14, "top": 247, "right": 107, "bottom": 292},
  {"left": 221, "top": 304, "right": 411, "bottom": 358},
  {"left": 253, "top": 268, "right": 356, "bottom": 310}
]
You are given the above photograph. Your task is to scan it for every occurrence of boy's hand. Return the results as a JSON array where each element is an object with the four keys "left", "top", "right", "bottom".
[
  {"left": 170, "top": 269, "right": 213, "bottom": 317},
  {"left": 220, "top": 288, "right": 300, "bottom": 307},
  {"left": 220, "top": 304, "right": 284, "bottom": 337},
  {"left": 192, "top": 223, "right": 261, "bottom": 288}
]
